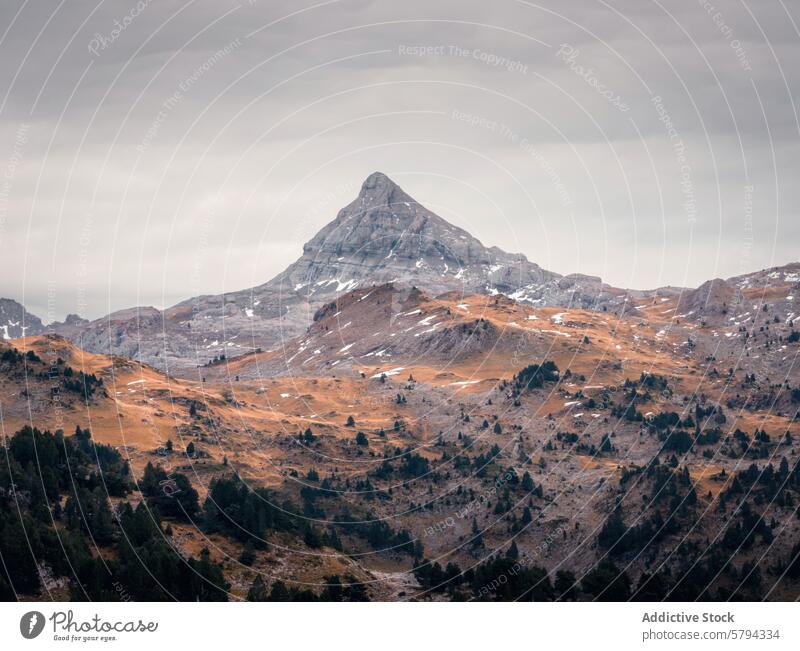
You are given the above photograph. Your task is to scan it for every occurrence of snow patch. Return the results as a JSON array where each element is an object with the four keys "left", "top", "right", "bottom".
[
  {"left": 370, "top": 367, "right": 405, "bottom": 378},
  {"left": 336, "top": 279, "right": 358, "bottom": 293}
]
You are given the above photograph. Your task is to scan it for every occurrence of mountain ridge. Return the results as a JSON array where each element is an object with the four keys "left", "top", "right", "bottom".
[
  {"left": 3, "top": 173, "right": 798, "bottom": 373},
  {"left": 47, "top": 171, "right": 625, "bottom": 372}
]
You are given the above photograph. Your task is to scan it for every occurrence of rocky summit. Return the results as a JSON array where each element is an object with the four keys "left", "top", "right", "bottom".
[{"left": 262, "top": 171, "right": 620, "bottom": 307}]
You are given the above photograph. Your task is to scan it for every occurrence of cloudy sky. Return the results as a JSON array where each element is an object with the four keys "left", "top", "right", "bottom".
[{"left": 0, "top": 0, "right": 798, "bottom": 321}]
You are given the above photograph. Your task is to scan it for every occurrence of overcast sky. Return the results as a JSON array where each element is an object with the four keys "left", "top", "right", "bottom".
[{"left": 0, "top": 0, "right": 798, "bottom": 321}]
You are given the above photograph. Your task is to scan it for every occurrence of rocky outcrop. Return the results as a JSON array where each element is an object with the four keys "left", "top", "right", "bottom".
[
  {"left": 0, "top": 298, "right": 45, "bottom": 340},
  {"left": 676, "top": 278, "right": 744, "bottom": 321}
]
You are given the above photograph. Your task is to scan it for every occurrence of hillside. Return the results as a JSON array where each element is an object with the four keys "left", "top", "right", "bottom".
[{"left": 2, "top": 267, "right": 800, "bottom": 600}]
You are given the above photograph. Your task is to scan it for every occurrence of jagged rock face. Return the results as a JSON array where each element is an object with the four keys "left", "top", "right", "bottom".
[
  {"left": 0, "top": 298, "right": 44, "bottom": 340},
  {"left": 296, "top": 171, "right": 497, "bottom": 284},
  {"left": 264, "top": 172, "right": 617, "bottom": 307}
]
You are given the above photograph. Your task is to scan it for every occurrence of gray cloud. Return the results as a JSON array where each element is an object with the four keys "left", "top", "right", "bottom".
[{"left": 0, "top": 0, "right": 797, "bottom": 321}]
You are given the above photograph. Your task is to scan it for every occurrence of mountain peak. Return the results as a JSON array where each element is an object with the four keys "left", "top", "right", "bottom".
[
  {"left": 283, "top": 171, "right": 581, "bottom": 310},
  {"left": 304, "top": 171, "right": 472, "bottom": 264},
  {"left": 359, "top": 171, "right": 396, "bottom": 193},
  {"left": 356, "top": 171, "right": 413, "bottom": 209}
]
